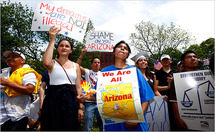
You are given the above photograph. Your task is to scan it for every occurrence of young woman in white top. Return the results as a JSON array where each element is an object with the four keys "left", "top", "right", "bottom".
[{"left": 41, "top": 26, "right": 83, "bottom": 130}]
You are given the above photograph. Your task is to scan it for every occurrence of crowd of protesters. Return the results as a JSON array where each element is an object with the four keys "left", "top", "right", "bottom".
[{"left": 1, "top": 26, "right": 214, "bottom": 131}]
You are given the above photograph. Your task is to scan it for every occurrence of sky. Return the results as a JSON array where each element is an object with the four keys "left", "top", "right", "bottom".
[{"left": 7, "top": 0, "right": 215, "bottom": 64}]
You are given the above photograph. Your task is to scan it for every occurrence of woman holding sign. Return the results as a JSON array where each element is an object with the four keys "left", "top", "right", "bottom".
[
  {"left": 41, "top": 26, "right": 83, "bottom": 130},
  {"left": 78, "top": 40, "right": 155, "bottom": 131}
]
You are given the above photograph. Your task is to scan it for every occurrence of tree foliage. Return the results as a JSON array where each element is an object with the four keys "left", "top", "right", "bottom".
[
  {"left": 130, "top": 21, "right": 192, "bottom": 60},
  {"left": 186, "top": 38, "right": 214, "bottom": 60},
  {"left": 1, "top": 1, "right": 94, "bottom": 74}
]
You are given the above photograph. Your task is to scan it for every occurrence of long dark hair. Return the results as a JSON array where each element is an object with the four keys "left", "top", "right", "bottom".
[{"left": 55, "top": 39, "right": 73, "bottom": 58}]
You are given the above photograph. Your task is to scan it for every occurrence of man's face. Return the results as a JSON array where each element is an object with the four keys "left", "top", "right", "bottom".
[
  {"left": 91, "top": 58, "right": 100, "bottom": 71},
  {"left": 161, "top": 58, "right": 171, "bottom": 67},
  {"left": 182, "top": 53, "right": 198, "bottom": 69},
  {"left": 5, "top": 53, "right": 25, "bottom": 67}
]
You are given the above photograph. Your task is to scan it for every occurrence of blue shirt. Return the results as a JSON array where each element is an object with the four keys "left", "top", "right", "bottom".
[{"left": 95, "top": 64, "right": 155, "bottom": 131}]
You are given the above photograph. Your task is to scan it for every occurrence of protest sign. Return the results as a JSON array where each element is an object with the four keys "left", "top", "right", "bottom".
[
  {"left": 146, "top": 96, "right": 170, "bottom": 131},
  {"left": 96, "top": 67, "right": 144, "bottom": 125},
  {"left": 85, "top": 31, "right": 115, "bottom": 52},
  {"left": 173, "top": 70, "right": 214, "bottom": 130},
  {"left": 31, "top": 2, "right": 89, "bottom": 42}
]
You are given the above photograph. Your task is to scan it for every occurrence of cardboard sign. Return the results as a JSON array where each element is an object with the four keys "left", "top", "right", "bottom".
[
  {"left": 96, "top": 67, "right": 144, "bottom": 125},
  {"left": 31, "top": 2, "right": 89, "bottom": 42},
  {"left": 146, "top": 96, "right": 170, "bottom": 131},
  {"left": 85, "top": 31, "right": 115, "bottom": 52},
  {"left": 173, "top": 70, "right": 214, "bottom": 130}
]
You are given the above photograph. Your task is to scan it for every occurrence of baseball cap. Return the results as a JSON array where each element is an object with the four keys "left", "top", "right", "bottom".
[
  {"left": 160, "top": 54, "right": 170, "bottom": 61},
  {"left": 3, "top": 51, "right": 26, "bottom": 60}
]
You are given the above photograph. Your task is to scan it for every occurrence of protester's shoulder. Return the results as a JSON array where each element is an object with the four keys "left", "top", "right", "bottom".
[
  {"left": 171, "top": 68, "right": 177, "bottom": 73},
  {"left": 23, "top": 64, "right": 31, "bottom": 68},
  {"left": 155, "top": 68, "right": 162, "bottom": 75},
  {"left": 101, "top": 65, "right": 115, "bottom": 72}
]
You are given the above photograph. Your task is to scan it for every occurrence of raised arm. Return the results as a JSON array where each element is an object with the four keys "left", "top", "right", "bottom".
[
  {"left": 43, "top": 26, "right": 60, "bottom": 70},
  {"left": 76, "top": 47, "right": 87, "bottom": 75}
]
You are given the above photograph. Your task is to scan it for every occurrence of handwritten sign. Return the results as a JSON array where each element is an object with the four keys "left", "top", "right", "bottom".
[
  {"left": 96, "top": 67, "right": 144, "bottom": 125},
  {"left": 31, "top": 2, "right": 89, "bottom": 42},
  {"left": 85, "top": 31, "right": 115, "bottom": 52},
  {"left": 146, "top": 96, "right": 170, "bottom": 131},
  {"left": 173, "top": 70, "right": 214, "bottom": 130}
]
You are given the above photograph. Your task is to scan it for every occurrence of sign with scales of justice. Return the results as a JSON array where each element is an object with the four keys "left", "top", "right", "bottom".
[{"left": 173, "top": 70, "right": 214, "bottom": 131}]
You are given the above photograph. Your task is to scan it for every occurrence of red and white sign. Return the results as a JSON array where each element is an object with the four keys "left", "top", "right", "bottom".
[{"left": 31, "top": 2, "right": 89, "bottom": 42}]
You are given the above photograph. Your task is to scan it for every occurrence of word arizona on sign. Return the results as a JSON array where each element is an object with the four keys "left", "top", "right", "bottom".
[
  {"left": 31, "top": 2, "right": 89, "bottom": 42},
  {"left": 85, "top": 31, "right": 116, "bottom": 52},
  {"left": 96, "top": 68, "right": 145, "bottom": 125}
]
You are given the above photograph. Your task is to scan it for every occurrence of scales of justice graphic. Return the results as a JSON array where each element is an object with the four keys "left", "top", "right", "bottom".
[{"left": 180, "top": 80, "right": 214, "bottom": 115}]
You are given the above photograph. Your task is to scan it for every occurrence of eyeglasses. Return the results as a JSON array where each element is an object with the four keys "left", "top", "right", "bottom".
[{"left": 185, "top": 55, "right": 198, "bottom": 59}]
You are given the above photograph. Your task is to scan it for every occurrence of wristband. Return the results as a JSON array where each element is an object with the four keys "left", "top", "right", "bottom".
[{"left": 78, "top": 57, "right": 82, "bottom": 60}]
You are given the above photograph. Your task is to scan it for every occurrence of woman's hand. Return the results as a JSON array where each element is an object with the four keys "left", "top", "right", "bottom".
[
  {"left": 49, "top": 26, "right": 60, "bottom": 41},
  {"left": 78, "top": 108, "right": 84, "bottom": 122},
  {"left": 76, "top": 93, "right": 87, "bottom": 103}
]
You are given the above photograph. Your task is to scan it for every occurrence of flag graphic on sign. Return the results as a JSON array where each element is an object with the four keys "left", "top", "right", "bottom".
[{"left": 154, "top": 59, "right": 163, "bottom": 70}]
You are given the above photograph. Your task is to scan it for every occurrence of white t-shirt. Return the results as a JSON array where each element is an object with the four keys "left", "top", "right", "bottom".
[
  {"left": 84, "top": 69, "right": 100, "bottom": 103},
  {"left": 84, "top": 69, "right": 100, "bottom": 90}
]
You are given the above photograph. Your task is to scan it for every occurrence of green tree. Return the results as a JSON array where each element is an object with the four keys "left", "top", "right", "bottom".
[
  {"left": 1, "top": 1, "right": 45, "bottom": 73},
  {"left": 1, "top": 1, "right": 94, "bottom": 73},
  {"left": 187, "top": 38, "right": 214, "bottom": 60},
  {"left": 147, "top": 48, "right": 182, "bottom": 71},
  {"left": 130, "top": 21, "right": 192, "bottom": 60}
]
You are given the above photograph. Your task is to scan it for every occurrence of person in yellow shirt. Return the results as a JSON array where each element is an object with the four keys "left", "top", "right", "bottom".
[{"left": 0, "top": 51, "right": 41, "bottom": 131}]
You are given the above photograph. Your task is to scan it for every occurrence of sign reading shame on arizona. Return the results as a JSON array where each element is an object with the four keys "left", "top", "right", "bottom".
[
  {"left": 96, "top": 67, "right": 144, "bottom": 125},
  {"left": 173, "top": 70, "right": 214, "bottom": 131},
  {"left": 31, "top": 2, "right": 89, "bottom": 42},
  {"left": 85, "top": 31, "right": 115, "bottom": 52}
]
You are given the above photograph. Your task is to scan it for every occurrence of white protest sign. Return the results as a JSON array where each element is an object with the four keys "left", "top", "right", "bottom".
[
  {"left": 85, "top": 31, "right": 115, "bottom": 52},
  {"left": 96, "top": 67, "right": 144, "bottom": 125},
  {"left": 146, "top": 96, "right": 170, "bottom": 131},
  {"left": 173, "top": 70, "right": 214, "bottom": 131},
  {"left": 31, "top": 2, "right": 89, "bottom": 42}
]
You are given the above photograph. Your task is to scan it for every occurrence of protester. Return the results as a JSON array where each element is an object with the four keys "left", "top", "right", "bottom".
[
  {"left": 39, "top": 69, "right": 50, "bottom": 111},
  {"left": 176, "top": 61, "right": 184, "bottom": 72},
  {"left": 76, "top": 47, "right": 103, "bottom": 131},
  {"left": 154, "top": 54, "right": 177, "bottom": 130},
  {"left": 132, "top": 52, "right": 161, "bottom": 96},
  {"left": 169, "top": 50, "right": 199, "bottom": 130},
  {"left": 0, "top": 51, "right": 41, "bottom": 131},
  {"left": 154, "top": 54, "right": 175, "bottom": 96},
  {"left": 40, "top": 26, "right": 83, "bottom": 130},
  {"left": 78, "top": 40, "right": 155, "bottom": 131}
]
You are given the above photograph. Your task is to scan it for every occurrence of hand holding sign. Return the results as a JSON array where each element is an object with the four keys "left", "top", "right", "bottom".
[
  {"left": 49, "top": 26, "right": 60, "bottom": 40},
  {"left": 31, "top": 2, "right": 89, "bottom": 42}
]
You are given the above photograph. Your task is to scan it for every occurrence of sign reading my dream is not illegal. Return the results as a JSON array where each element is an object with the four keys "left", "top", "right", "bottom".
[{"left": 31, "top": 2, "right": 89, "bottom": 42}]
